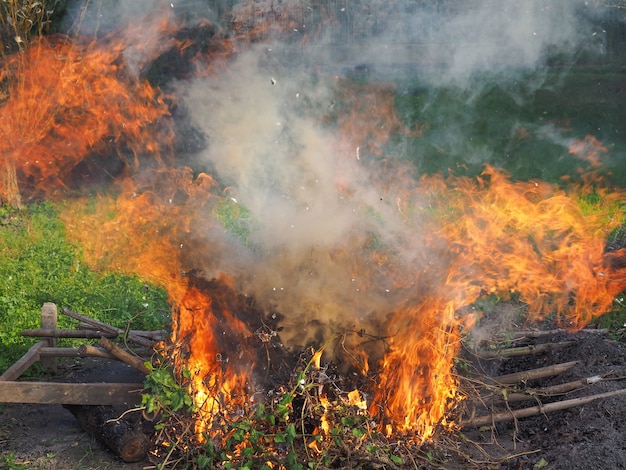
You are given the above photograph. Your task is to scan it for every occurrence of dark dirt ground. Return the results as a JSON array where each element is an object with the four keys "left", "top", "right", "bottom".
[
  {"left": 3, "top": 317, "right": 626, "bottom": 469},
  {"left": 0, "top": 358, "right": 155, "bottom": 470},
  {"left": 452, "top": 310, "right": 626, "bottom": 470}
]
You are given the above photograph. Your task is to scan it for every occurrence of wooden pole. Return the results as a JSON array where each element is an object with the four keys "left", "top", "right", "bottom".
[
  {"left": 0, "top": 381, "right": 144, "bottom": 405},
  {"left": 40, "top": 303, "right": 58, "bottom": 373},
  {"left": 21, "top": 328, "right": 118, "bottom": 339},
  {"left": 0, "top": 341, "right": 45, "bottom": 381}
]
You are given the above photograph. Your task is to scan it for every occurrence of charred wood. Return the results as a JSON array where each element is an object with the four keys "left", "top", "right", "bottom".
[{"left": 63, "top": 404, "right": 150, "bottom": 463}]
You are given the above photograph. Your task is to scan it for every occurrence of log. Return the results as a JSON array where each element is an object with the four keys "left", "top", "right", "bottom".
[
  {"left": 462, "top": 387, "right": 626, "bottom": 428},
  {"left": 62, "top": 308, "right": 155, "bottom": 347},
  {"left": 64, "top": 404, "right": 150, "bottom": 463},
  {"left": 491, "top": 361, "right": 578, "bottom": 385},
  {"left": 21, "top": 328, "right": 117, "bottom": 339},
  {"left": 98, "top": 337, "right": 151, "bottom": 375}
]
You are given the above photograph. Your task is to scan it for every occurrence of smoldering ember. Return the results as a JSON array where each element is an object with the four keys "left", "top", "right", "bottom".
[{"left": 1, "top": 1, "right": 626, "bottom": 469}]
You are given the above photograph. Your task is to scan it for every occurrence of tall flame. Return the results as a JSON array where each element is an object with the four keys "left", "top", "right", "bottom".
[{"left": 4, "top": 5, "right": 626, "bottom": 447}]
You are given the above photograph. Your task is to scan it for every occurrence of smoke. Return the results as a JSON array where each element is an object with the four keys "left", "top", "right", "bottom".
[
  {"left": 236, "top": 0, "right": 600, "bottom": 89},
  {"left": 170, "top": 0, "right": 610, "bottom": 353},
  {"left": 176, "top": 47, "right": 414, "bottom": 350},
  {"left": 56, "top": 0, "right": 614, "bottom": 354}
]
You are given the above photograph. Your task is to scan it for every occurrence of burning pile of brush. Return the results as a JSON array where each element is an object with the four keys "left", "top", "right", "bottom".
[{"left": 2, "top": 0, "right": 626, "bottom": 467}]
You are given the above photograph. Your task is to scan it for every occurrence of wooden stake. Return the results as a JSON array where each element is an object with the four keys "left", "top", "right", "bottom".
[
  {"left": 462, "top": 387, "right": 626, "bottom": 428},
  {"left": 40, "top": 303, "right": 58, "bottom": 373}
]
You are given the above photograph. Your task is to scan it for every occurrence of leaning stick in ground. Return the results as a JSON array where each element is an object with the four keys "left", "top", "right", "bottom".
[{"left": 462, "top": 387, "right": 626, "bottom": 427}]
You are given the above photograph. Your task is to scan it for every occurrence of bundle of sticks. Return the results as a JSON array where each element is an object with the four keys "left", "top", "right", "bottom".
[{"left": 460, "top": 329, "right": 626, "bottom": 428}]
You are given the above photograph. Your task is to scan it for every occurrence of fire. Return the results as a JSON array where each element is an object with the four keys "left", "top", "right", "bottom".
[
  {"left": 0, "top": 33, "right": 174, "bottom": 203},
  {"left": 6, "top": 5, "right": 626, "bottom": 457},
  {"left": 370, "top": 165, "right": 626, "bottom": 439}
]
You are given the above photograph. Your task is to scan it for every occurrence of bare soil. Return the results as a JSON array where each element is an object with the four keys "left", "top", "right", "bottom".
[
  {"left": 3, "top": 324, "right": 626, "bottom": 469},
  {"left": 454, "top": 325, "right": 626, "bottom": 470}
]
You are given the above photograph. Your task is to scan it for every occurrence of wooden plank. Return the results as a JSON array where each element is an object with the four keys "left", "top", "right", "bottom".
[
  {"left": 0, "top": 341, "right": 45, "bottom": 382},
  {"left": 0, "top": 382, "right": 145, "bottom": 405}
]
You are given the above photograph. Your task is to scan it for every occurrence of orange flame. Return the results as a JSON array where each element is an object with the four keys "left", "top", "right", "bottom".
[
  {"left": 0, "top": 34, "right": 174, "bottom": 200},
  {"left": 9, "top": 6, "right": 626, "bottom": 448}
]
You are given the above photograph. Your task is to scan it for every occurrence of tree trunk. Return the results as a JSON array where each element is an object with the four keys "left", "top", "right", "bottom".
[
  {"left": 63, "top": 404, "right": 150, "bottom": 463},
  {"left": 0, "top": 159, "right": 21, "bottom": 209}
]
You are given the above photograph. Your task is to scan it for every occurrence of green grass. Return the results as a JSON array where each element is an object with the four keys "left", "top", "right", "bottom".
[
  {"left": 0, "top": 202, "right": 171, "bottom": 375},
  {"left": 392, "top": 66, "right": 626, "bottom": 184}
]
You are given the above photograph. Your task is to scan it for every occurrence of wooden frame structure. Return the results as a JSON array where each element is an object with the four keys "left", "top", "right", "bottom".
[{"left": 0, "top": 302, "right": 161, "bottom": 406}]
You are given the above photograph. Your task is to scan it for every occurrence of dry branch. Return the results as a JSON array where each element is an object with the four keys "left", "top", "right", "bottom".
[
  {"left": 62, "top": 308, "right": 155, "bottom": 347},
  {"left": 478, "top": 375, "right": 608, "bottom": 406},
  {"left": 462, "top": 387, "right": 626, "bottom": 427},
  {"left": 98, "top": 337, "right": 151, "bottom": 375},
  {"left": 77, "top": 323, "right": 165, "bottom": 340},
  {"left": 475, "top": 341, "right": 574, "bottom": 359},
  {"left": 491, "top": 361, "right": 578, "bottom": 385},
  {"left": 512, "top": 328, "right": 609, "bottom": 339}
]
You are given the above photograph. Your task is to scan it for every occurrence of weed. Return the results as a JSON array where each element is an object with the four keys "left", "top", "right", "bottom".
[{"left": 0, "top": 452, "right": 25, "bottom": 469}]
